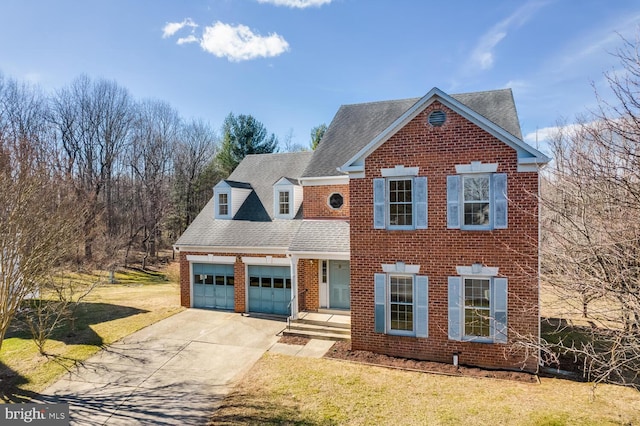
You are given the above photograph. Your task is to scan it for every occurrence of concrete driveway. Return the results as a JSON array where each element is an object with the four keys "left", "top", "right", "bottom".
[{"left": 34, "top": 309, "right": 286, "bottom": 425}]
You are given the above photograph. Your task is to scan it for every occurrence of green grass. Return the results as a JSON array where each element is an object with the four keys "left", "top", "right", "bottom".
[
  {"left": 0, "top": 264, "right": 183, "bottom": 400},
  {"left": 210, "top": 354, "right": 640, "bottom": 425}
]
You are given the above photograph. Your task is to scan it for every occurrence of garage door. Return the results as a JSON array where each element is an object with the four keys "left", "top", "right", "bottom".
[
  {"left": 192, "top": 263, "right": 235, "bottom": 310},
  {"left": 248, "top": 265, "right": 291, "bottom": 315}
]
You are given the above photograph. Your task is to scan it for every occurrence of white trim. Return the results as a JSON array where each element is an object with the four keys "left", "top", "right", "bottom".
[
  {"left": 186, "top": 255, "right": 236, "bottom": 264},
  {"left": 189, "top": 262, "right": 194, "bottom": 308},
  {"left": 339, "top": 87, "right": 551, "bottom": 174},
  {"left": 241, "top": 256, "right": 290, "bottom": 266},
  {"left": 175, "top": 246, "right": 288, "bottom": 255},
  {"left": 455, "top": 161, "right": 498, "bottom": 174},
  {"left": 382, "top": 262, "right": 420, "bottom": 274},
  {"left": 285, "top": 250, "right": 350, "bottom": 260},
  {"left": 386, "top": 273, "right": 416, "bottom": 337},
  {"left": 456, "top": 265, "right": 499, "bottom": 277},
  {"left": 381, "top": 165, "right": 419, "bottom": 177},
  {"left": 299, "top": 175, "right": 349, "bottom": 186}
]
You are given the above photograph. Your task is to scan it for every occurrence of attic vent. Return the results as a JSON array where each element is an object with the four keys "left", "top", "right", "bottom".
[{"left": 428, "top": 110, "right": 446, "bottom": 127}]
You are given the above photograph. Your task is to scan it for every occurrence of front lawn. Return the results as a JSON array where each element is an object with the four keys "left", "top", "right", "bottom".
[
  {"left": 210, "top": 353, "right": 640, "bottom": 425},
  {"left": 0, "top": 264, "right": 183, "bottom": 401}
]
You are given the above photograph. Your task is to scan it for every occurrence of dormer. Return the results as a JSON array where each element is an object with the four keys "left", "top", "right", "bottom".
[
  {"left": 273, "top": 177, "right": 303, "bottom": 219},
  {"left": 213, "top": 180, "right": 252, "bottom": 220}
]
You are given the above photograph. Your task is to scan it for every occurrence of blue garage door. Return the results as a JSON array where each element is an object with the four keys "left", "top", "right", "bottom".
[
  {"left": 248, "top": 265, "right": 291, "bottom": 315},
  {"left": 192, "top": 263, "right": 235, "bottom": 310}
]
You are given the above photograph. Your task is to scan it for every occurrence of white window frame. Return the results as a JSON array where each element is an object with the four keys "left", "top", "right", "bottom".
[
  {"left": 216, "top": 190, "right": 231, "bottom": 219},
  {"left": 462, "top": 174, "right": 491, "bottom": 230},
  {"left": 387, "top": 177, "right": 414, "bottom": 230},
  {"left": 387, "top": 274, "right": 415, "bottom": 336},
  {"left": 278, "top": 190, "right": 291, "bottom": 216},
  {"left": 462, "top": 276, "right": 492, "bottom": 340}
]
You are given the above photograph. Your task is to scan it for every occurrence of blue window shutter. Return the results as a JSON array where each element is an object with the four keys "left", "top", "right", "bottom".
[
  {"left": 492, "top": 173, "right": 508, "bottom": 229},
  {"left": 447, "top": 175, "right": 460, "bottom": 229},
  {"left": 373, "top": 178, "right": 386, "bottom": 229},
  {"left": 415, "top": 275, "right": 428, "bottom": 338},
  {"left": 374, "top": 273, "right": 386, "bottom": 333},
  {"left": 414, "top": 177, "right": 428, "bottom": 229},
  {"left": 448, "top": 276, "right": 462, "bottom": 340},
  {"left": 492, "top": 278, "right": 508, "bottom": 343}
]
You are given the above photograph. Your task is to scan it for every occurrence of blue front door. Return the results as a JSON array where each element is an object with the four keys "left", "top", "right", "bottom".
[{"left": 329, "top": 260, "right": 350, "bottom": 309}]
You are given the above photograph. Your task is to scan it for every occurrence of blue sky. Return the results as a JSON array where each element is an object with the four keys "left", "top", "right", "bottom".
[{"left": 1, "top": 0, "right": 639, "bottom": 153}]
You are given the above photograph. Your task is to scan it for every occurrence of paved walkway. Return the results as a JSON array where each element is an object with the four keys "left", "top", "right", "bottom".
[{"left": 34, "top": 309, "right": 294, "bottom": 425}]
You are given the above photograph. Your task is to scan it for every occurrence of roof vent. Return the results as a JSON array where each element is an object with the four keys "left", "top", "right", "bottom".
[{"left": 428, "top": 110, "right": 446, "bottom": 127}]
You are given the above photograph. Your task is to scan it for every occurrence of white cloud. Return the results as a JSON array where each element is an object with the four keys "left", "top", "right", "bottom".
[
  {"left": 523, "top": 123, "right": 583, "bottom": 145},
  {"left": 162, "top": 18, "right": 198, "bottom": 39},
  {"left": 256, "top": 0, "right": 332, "bottom": 8},
  {"left": 177, "top": 35, "right": 198, "bottom": 45},
  {"left": 470, "top": 1, "right": 547, "bottom": 71},
  {"left": 199, "top": 22, "right": 290, "bottom": 62}
]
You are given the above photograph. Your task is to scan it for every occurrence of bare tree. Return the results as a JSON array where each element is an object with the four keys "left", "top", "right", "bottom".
[
  {"left": 169, "top": 119, "right": 220, "bottom": 236},
  {"left": 128, "top": 100, "right": 180, "bottom": 267},
  {"left": 0, "top": 75, "right": 79, "bottom": 351},
  {"left": 50, "top": 75, "right": 134, "bottom": 262},
  {"left": 540, "top": 33, "right": 640, "bottom": 386}
]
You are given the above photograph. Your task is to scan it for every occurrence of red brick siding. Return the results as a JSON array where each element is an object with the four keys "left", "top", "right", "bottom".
[
  {"left": 297, "top": 259, "right": 320, "bottom": 311},
  {"left": 303, "top": 184, "right": 350, "bottom": 219},
  {"left": 349, "top": 102, "right": 540, "bottom": 372}
]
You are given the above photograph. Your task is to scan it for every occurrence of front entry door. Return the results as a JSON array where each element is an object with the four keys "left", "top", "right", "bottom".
[{"left": 329, "top": 260, "right": 350, "bottom": 309}]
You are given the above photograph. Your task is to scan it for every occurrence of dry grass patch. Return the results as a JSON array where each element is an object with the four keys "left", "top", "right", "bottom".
[
  {"left": 210, "top": 353, "right": 640, "bottom": 425},
  {"left": 0, "top": 266, "right": 183, "bottom": 400}
]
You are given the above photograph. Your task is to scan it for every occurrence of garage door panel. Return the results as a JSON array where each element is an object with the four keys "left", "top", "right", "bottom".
[
  {"left": 248, "top": 265, "right": 291, "bottom": 315},
  {"left": 192, "top": 263, "right": 234, "bottom": 310}
]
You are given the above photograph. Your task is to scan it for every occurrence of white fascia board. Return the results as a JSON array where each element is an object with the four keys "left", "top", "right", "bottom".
[
  {"left": 241, "top": 256, "right": 291, "bottom": 265},
  {"left": 285, "top": 250, "right": 350, "bottom": 260},
  {"left": 299, "top": 175, "right": 349, "bottom": 186},
  {"left": 339, "top": 86, "right": 551, "bottom": 172},
  {"left": 173, "top": 245, "right": 288, "bottom": 255},
  {"left": 186, "top": 255, "right": 236, "bottom": 263}
]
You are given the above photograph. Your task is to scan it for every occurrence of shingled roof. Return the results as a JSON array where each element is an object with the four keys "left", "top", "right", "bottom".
[
  {"left": 302, "top": 88, "right": 523, "bottom": 178},
  {"left": 228, "top": 151, "right": 313, "bottom": 221}
]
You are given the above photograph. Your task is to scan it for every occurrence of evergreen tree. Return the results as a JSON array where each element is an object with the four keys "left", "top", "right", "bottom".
[{"left": 217, "top": 113, "right": 278, "bottom": 175}]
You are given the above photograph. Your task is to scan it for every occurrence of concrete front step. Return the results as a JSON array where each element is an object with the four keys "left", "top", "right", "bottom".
[
  {"left": 284, "top": 321, "right": 351, "bottom": 341},
  {"left": 294, "top": 318, "right": 351, "bottom": 330},
  {"left": 282, "top": 328, "right": 351, "bottom": 341}
]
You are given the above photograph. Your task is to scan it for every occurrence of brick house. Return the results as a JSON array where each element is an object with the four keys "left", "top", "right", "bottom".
[{"left": 174, "top": 87, "right": 549, "bottom": 371}]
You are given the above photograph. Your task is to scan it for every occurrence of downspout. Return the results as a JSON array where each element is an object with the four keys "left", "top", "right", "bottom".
[{"left": 287, "top": 253, "right": 299, "bottom": 320}]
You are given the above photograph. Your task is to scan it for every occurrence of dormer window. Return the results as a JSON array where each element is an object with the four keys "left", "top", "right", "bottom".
[
  {"left": 278, "top": 191, "right": 290, "bottom": 215},
  {"left": 213, "top": 180, "right": 252, "bottom": 220},
  {"left": 273, "top": 177, "right": 302, "bottom": 219},
  {"left": 218, "top": 193, "right": 229, "bottom": 216}
]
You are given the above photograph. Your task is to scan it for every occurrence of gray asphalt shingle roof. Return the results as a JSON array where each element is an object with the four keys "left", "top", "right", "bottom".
[
  {"left": 288, "top": 220, "right": 350, "bottom": 253},
  {"left": 175, "top": 198, "right": 303, "bottom": 248},
  {"left": 302, "top": 88, "right": 522, "bottom": 178},
  {"left": 229, "top": 151, "right": 313, "bottom": 220}
]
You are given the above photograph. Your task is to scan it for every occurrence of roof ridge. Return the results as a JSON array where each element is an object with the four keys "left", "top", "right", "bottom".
[{"left": 340, "top": 97, "right": 420, "bottom": 108}]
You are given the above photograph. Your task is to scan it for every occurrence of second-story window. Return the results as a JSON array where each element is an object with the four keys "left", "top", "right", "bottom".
[
  {"left": 373, "top": 172, "right": 427, "bottom": 230},
  {"left": 278, "top": 191, "right": 290, "bottom": 215},
  {"left": 389, "top": 178, "right": 413, "bottom": 227},
  {"left": 218, "top": 193, "right": 229, "bottom": 216}
]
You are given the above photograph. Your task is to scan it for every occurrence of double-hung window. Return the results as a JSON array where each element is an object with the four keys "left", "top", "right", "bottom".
[
  {"left": 448, "top": 268, "right": 507, "bottom": 343},
  {"left": 373, "top": 166, "right": 427, "bottom": 230},
  {"left": 388, "top": 179, "right": 413, "bottom": 227},
  {"left": 218, "top": 193, "right": 229, "bottom": 217},
  {"left": 389, "top": 275, "right": 414, "bottom": 334},
  {"left": 278, "top": 190, "right": 290, "bottom": 215},
  {"left": 374, "top": 268, "right": 428, "bottom": 338},
  {"left": 447, "top": 162, "right": 507, "bottom": 230}
]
